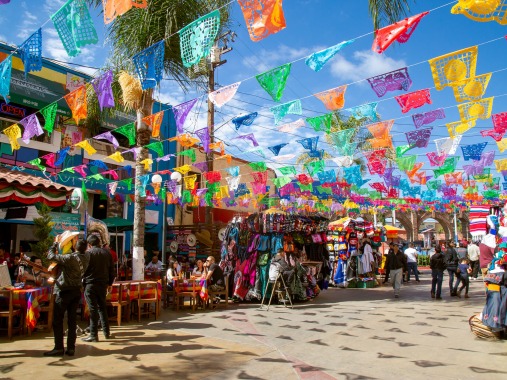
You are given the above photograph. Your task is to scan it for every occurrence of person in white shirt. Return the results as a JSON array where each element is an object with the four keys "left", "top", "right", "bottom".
[
  {"left": 166, "top": 261, "right": 180, "bottom": 290},
  {"left": 192, "top": 259, "right": 204, "bottom": 277},
  {"left": 145, "top": 255, "right": 162, "bottom": 272},
  {"left": 404, "top": 243, "right": 420, "bottom": 282},
  {"left": 467, "top": 240, "right": 480, "bottom": 280}
]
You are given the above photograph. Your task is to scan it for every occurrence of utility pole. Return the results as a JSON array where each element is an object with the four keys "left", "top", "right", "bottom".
[{"left": 205, "top": 31, "right": 234, "bottom": 225}]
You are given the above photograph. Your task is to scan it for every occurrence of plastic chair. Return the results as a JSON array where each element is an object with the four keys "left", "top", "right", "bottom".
[{"left": 0, "top": 289, "right": 23, "bottom": 339}]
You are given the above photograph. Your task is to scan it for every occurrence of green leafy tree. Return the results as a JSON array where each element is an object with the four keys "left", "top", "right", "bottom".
[
  {"left": 30, "top": 204, "right": 54, "bottom": 264},
  {"left": 368, "top": 0, "right": 413, "bottom": 30}
]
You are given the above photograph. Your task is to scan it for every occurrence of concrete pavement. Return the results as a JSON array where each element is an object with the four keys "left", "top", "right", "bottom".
[{"left": 1, "top": 272, "right": 506, "bottom": 380}]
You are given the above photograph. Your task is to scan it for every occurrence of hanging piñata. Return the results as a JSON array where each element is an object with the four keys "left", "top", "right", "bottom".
[
  {"left": 314, "top": 85, "right": 347, "bottom": 110},
  {"left": 372, "top": 12, "right": 429, "bottom": 54},
  {"left": 179, "top": 10, "right": 221, "bottom": 67},
  {"left": 395, "top": 89, "right": 432, "bottom": 113},
  {"left": 451, "top": 0, "right": 507, "bottom": 25},
  {"left": 256, "top": 63, "right": 291, "bottom": 102},
  {"left": 367, "top": 67, "right": 412, "bottom": 97},
  {"left": 51, "top": 0, "right": 99, "bottom": 57},
  {"left": 133, "top": 40, "right": 165, "bottom": 90},
  {"left": 428, "top": 46, "right": 478, "bottom": 91},
  {"left": 237, "top": 0, "right": 286, "bottom": 42},
  {"left": 305, "top": 40, "right": 354, "bottom": 72}
]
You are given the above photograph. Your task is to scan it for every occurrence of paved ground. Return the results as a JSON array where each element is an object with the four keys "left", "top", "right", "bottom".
[{"left": 1, "top": 271, "right": 507, "bottom": 380}]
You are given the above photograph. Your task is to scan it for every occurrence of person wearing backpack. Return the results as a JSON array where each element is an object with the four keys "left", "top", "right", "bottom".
[
  {"left": 430, "top": 246, "right": 446, "bottom": 300},
  {"left": 444, "top": 241, "right": 459, "bottom": 296},
  {"left": 385, "top": 244, "right": 407, "bottom": 298}
]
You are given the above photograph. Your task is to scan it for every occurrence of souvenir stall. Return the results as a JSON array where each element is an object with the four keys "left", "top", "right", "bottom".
[
  {"left": 327, "top": 218, "right": 384, "bottom": 288},
  {"left": 219, "top": 211, "right": 330, "bottom": 303}
]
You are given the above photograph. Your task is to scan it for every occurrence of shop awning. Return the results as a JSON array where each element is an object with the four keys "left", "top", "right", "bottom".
[{"left": 0, "top": 167, "right": 72, "bottom": 207}]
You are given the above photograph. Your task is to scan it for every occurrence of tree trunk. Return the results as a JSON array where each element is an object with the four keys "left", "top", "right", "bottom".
[{"left": 132, "top": 90, "right": 154, "bottom": 281}]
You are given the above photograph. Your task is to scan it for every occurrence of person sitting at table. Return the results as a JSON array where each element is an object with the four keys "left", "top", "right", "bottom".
[
  {"left": 145, "top": 255, "right": 162, "bottom": 273},
  {"left": 44, "top": 238, "right": 90, "bottom": 357},
  {"left": 9, "top": 253, "right": 20, "bottom": 284},
  {"left": 204, "top": 256, "right": 225, "bottom": 297},
  {"left": 170, "top": 254, "right": 182, "bottom": 273},
  {"left": 23, "top": 256, "right": 51, "bottom": 287},
  {"left": 192, "top": 259, "right": 204, "bottom": 277},
  {"left": 166, "top": 260, "right": 180, "bottom": 290}
]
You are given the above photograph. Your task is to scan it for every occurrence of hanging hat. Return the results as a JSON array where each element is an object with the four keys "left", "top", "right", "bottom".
[
  {"left": 218, "top": 228, "right": 227, "bottom": 242},
  {"left": 186, "top": 234, "right": 197, "bottom": 247},
  {"left": 195, "top": 229, "right": 214, "bottom": 247},
  {"left": 169, "top": 241, "right": 179, "bottom": 253},
  {"left": 57, "top": 231, "right": 80, "bottom": 250}
]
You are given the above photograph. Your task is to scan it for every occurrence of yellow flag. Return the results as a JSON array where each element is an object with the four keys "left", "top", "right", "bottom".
[
  {"left": 494, "top": 159, "right": 507, "bottom": 172},
  {"left": 457, "top": 97, "right": 494, "bottom": 122},
  {"left": 451, "top": 73, "right": 491, "bottom": 102},
  {"left": 446, "top": 120, "right": 476, "bottom": 138},
  {"left": 174, "top": 165, "right": 192, "bottom": 175},
  {"left": 183, "top": 174, "right": 197, "bottom": 190},
  {"left": 107, "top": 151, "right": 125, "bottom": 163},
  {"left": 75, "top": 140, "right": 97, "bottom": 156},
  {"left": 451, "top": 1, "right": 507, "bottom": 25},
  {"left": 140, "top": 158, "right": 153, "bottom": 171},
  {"left": 428, "top": 46, "right": 478, "bottom": 91},
  {"left": 497, "top": 138, "right": 507, "bottom": 153},
  {"left": 3, "top": 124, "right": 21, "bottom": 151}
]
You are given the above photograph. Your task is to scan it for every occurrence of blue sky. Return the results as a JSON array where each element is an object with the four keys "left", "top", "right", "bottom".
[{"left": 1, "top": 0, "right": 507, "bottom": 191}]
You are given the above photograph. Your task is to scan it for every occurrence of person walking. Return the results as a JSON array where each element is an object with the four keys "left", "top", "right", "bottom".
[
  {"left": 44, "top": 238, "right": 89, "bottom": 356},
  {"left": 467, "top": 240, "right": 480, "bottom": 280},
  {"left": 444, "top": 241, "right": 459, "bottom": 296},
  {"left": 453, "top": 258, "right": 471, "bottom": 298},
  {"left": 385, "top": 244, "right": 407, "bottom": 298},
  {"left": 430, "top": 246, "right": 446, "bottom": 300},
  {"left": 82, "top": 235, "right": 115, "bottom": 342},
  {"left": 383, "top": 242, "right": 395, "bottom": 284},
  {"left": 404, "top": 243, "right": 420, "bottom": 282}
]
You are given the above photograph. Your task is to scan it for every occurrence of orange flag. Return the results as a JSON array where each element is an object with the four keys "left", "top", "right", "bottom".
[
  {"left": 142, "top": 111, "right": 164, "bottom": 138},
  {"left": 168, "top": 134, "right": 200, "bottom": 147},
  {"left": 64, "top": 85, "right": 87, "bottom": 125},
  {"left": 238, "top": 0, "right": 286, "bottom": 42},
  {"left": 103, "top": 0, "right": 148, "bottom": 24}
]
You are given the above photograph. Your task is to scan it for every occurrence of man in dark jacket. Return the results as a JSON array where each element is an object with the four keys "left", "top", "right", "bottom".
[
  {"left": 430, "top": 246, "right": 446, "bottom": 300},
  {"left": 386, "top": 244, "right": 407, "bottom": 298},
  {"left": 44, "top": 239, "right": 89, "bottom": 357},
  {"left": 82, "top": 234, "right": 115, "bottom": 342},
  {"left": 444, "top": 241, "right": 459, "bottom": 296}
]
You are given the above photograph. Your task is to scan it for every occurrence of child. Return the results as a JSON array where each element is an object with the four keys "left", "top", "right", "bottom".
[{"left": 453, "top": 258, "right": 471, "bottom": 298}]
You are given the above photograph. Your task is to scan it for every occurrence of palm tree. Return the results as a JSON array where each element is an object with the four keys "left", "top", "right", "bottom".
[
  {"left": 86, "top": 0, "right": 231, "bottom": 280},
  {"left": 368, "top": 0, "right": 413, "bottom": 30}
]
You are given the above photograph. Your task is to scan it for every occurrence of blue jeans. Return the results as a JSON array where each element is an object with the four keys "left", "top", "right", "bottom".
[
  {"left": 431, "top": 270, "right": 444, "bottom": 298},
  {"left": 406, "top": 262, "right": 419, "bottom": 281},
  {"left": 447, "top": 267, "right": 457, "bottom": 293},
  {"left": 453, "top": 274, "right": 469, "bottom": 295}
]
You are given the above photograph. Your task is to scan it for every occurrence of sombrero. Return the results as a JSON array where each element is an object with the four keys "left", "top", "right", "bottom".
[
  {"left": 195, "top": 229, "right": 214, "bottom": 247},
  {"left": 57, "top": 231, "right": 80, "bottom": 250}
]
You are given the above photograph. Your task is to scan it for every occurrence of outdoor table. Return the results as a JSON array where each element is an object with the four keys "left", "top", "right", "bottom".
[
  {"left": 173, "top": 278, "right": 209, "bottom": 303},
  {"left": 115, "top": 280, "right": 162, "bottom": 301},
  {"left": 11, "top": 286, "right": 51, "bottom": 331}
]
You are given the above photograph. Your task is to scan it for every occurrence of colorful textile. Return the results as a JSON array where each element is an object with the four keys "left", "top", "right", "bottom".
[
  {"left": 20, "top": 114, "right": 43, "bottom": 144},
  {"left": 20, "top": 29, "right": 42, "bottom": 76},
  {"left": 395, "top": 89, "right": 431, "bottom": 113},
  {"left": 54, "top": 147, "right": 70, "bottom": 166},
  {"left": 209, "top": 82, "right": 240, "bottom": 107},
  {"left": 40, "top": 102, "right": 58, "bottom": 136},
  {"left": 232, "top": 112, "right": 257, "bottom": 130},
  {"left": 91, "top": 70, "right": 115, "bottom": 110},
  {"left": 497, "top": 138, "right": 507, "bottom": 153},
  {"left": 396, "top": 144, "right": 414, "bottom": 157},
  {"left": 367, "top": 67, "right": 412, "bottom": 97},
  {"left": 270, "top": 99, "right": 301, "bottom": 125},
  {"left": 115, "top": 122, "right": 136, "bottom": 146},
  {"left": 469, "top": 205, "right": 490, "bottom": 238},
  {"left": 146, "top": 141, "right": 165, "bottom": 157},
  {"left": 3, "top": 124, "right": 21, "bottom": 151},
  {"left": 396, "top": 155, "right": 417, "bottom": 171},
  {"left": 278, "top": 118, "right": 305, "bottom": 132},
  {"left": 444, "top": 172, "right": 463, "bottom": 186},
  {"left": 314, "top": 85, "right": 347, "bottom": 110},
  {"left": 173, "top": 99, "right": 198, "bottom": 134},
  {"left": 306, "top": 39, "right": 354, "bottom": 72},
  {"left": 273, "top": 176, "right": 291, "bottom": 188},
  {"left": 256, "top": 63, "right": 291, "bottom": 102},
  {"left": 296, "top": 136, "right": 319, "bottom": 151},
  {"left": 51, "top": 0, "right": 98, "bottom": 57},
  {"left": 482, "top": 128, "right": 506, "bottom": 142},
  {"left": 457, "top": 97, "right": 494, "bottom": 122},
  {"left": 452, "top": 72, "right": 492, "bottom": 102},
  {"left": 451, "top": 0, "right": 507, "bottom": 25},
  {"left": 306, "top": 113, "right": 332, "bottom": 134},
  {"left": 372, "top": 12, "right": 428, "bottom": 53},
  {"left": 174, "top": 165, "right": 192, "bottom": 175},
  {"left": 179, "top": 10, "right": 220, "bottom": 67},
  {"left": 142, "top": 111, "right": 164, "bottom": 138},
  {"left": 304, "top": 160, "right": 325, "bottom": 176},
  {"left": 64, "top": 85, "right": 87, "bottom": 125},
  {"left": 237, "top": 0, "right": 286, "bottom": 42},
  {"left": 278, "top": 166, "right": 296, "bottom": 176},
  {"left": 317, "top": 169, "right": 336, "bottom": 184},
  {"left": 428, "top": 46, "right": 478, "bottom": 91},
  {"left": 233, "top": 133, "right": 259, "bottom": 147},
  {"left": 183, "top": 174, "right": 197, "bottom": 191},
  {"left": 296, "top": 173, "right": 313, "bottom": 185},
  {"left": 107, "top": 151, "right": 125, "bottom": 163},
  {"left": 133, "top": 40, "right": 165, "bottom": 89},
  {"left": 0, "top": 55, "right": 12, "bottom": 103},
  {"left": 103, "top": 0, "right": 147, "bottom": 24},
  {"left": 405, "top": 127, "right": 433, "bottom": 148},
  {"left": 446, "top": 119, "right": 476, "bottom": 138},
  {"left": 195, "top": 127, "right": 210, "bottom": 153},
  {"left": 348, "top": 102, "right": 378, "bottom": 121},
  {"left": 435, "top": 135, "right": 462, "bottom": 155},
  {"left": 94, "top": 131, "right": 119, "bottom": 149},
  {"left": 412, "top": 108, "right": 446, "bottom": 128},
  {"left": 225, "top": 175, "right": 241, "bottom": 191},
  {"left": 461, "top": 142, "right": 488, "bottom": 160},
  {"left": 249, "top": 162, "right": 267, "bottom": 172},
  {"left": 268, "top": 143, "right": 288, "bottom": 156},
  {"left": 492, "top": 112, "right": 507, "bottom": 133},
  {"left": 426, "top": 151, "right": 447, "bottom": 167},
  {"left": 433, "top": 157, "right": 459, "bottom": 178}
]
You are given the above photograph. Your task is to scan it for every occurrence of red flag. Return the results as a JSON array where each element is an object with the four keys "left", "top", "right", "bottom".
[{"left": 372, "top": 12, "right": 429, "bottom": 53}]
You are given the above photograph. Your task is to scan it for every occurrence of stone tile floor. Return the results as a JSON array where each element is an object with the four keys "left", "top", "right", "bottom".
[{"left": 1, "top": 272, "right": 506, "bottom": 380}]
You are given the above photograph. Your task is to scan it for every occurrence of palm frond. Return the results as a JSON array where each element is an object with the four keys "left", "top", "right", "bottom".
[{"left": 368, "top": 0, "right": 413, "bottom": 30}]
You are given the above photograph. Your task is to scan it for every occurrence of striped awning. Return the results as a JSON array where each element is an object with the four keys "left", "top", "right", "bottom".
[{"left": 0, "top": 168, "right": 72, "bottom": 207}]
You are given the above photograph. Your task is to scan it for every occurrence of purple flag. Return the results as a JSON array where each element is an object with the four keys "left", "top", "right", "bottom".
[
  {"left": 156, "top": 154, "right": 175, "bottom": 162},
  {"left": 367, "top": 67, "right": 412, "bottom": 98},
  {"left": 193, "top": 161, "right": 208, "bottom": 172},
  {"left": 405, "top": 127, "right": 433, "bottom": 148},
  {"left": 20, "top": 114, "right": 43, "bottom": 144},
  {"left": 124, "top": 147, "right": 141, "bottom": 160},
  {"left": 412, "top": 109, "right": 445, "bottom": 128},
  {"left": 195, "top": 127, "right": 210, "bottom": 153},
  {"left": 233, "top": 133, "right": 259, "bottom": 147},
  {"left": 173, "top": 98, "right": 198, "bottom": 134},
  {"left": 480, "top": 151, "right": 495, "bottom": 166},
  {"left": 91, "top": 70, "right": 115, "bottom": 110},
  {"left": 94, "top": 131, "right": 119, "bottom": 149}
]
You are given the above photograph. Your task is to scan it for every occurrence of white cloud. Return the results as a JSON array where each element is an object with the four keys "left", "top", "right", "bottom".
[
  {"left": 330, "top": 50, "right": 407, "bottom": 82},
  {"left": 17, "top": 11, "right": 40, "bottom": 41},
  {"left": 241, "top": 44, "right": 313, "bottom": 73}
]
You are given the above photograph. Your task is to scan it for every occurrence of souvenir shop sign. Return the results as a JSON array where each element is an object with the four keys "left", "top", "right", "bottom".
[{"left": 50, "top": 212, "right": 81, "bottom": 236}]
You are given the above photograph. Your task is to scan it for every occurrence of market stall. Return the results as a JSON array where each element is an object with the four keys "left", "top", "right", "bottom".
[{"left": 218, "top": 211, "right": 330, "bottom": 303}]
